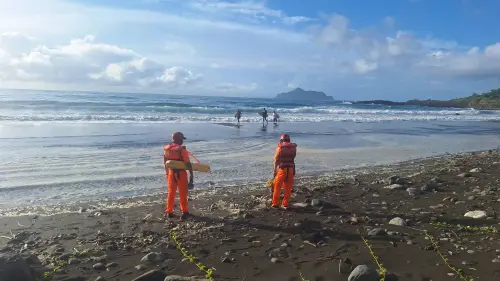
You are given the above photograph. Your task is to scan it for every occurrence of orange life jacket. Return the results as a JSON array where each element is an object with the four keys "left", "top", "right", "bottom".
[
  {"left": 278, "top": 142, "right": 297, "bottom": 168},
  {"left": 164, "top": 143, "right": 186, "bottom": 161}
]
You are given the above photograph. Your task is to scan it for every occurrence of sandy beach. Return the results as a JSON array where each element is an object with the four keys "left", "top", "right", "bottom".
[{"left": 1, "top": 149, "right": 500, "bottom": 281}]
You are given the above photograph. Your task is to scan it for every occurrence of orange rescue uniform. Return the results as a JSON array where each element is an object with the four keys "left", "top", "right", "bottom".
[
  {"left": 272, "top": 142, "right": 297, "bottom": 207},
  {"left": 164, "top": 143, "right": 191, "bottom": 213}
]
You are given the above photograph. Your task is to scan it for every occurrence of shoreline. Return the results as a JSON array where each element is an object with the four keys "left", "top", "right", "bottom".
[
  {"left": 1, "top": 149, "right": 500, "bottom": 281},
  {"left": 2, "top": 147, "right": 497, "bottom": 218}
]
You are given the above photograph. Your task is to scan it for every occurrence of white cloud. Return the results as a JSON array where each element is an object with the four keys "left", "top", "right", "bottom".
[
  {"left": 188, "top": 0, "right": 313, "bottom": 25},
  {"left": 354, "top": 59, "right": 378, "bottom": 74},
  {"left": 0, "top": 33, "right": 201, "bottom": 89}
]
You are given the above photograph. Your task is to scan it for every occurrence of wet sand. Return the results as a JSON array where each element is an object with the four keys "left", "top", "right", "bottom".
[{"left": 1, "top": 150, "right": 500, "bottom": 281}]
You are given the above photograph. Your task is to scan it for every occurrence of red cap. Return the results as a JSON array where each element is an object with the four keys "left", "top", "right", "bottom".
[
  {"left": 280, "top": 134, "right": 290, "bottom": 142},
  {"left": 172, "top": 132, "right": 186, "bottom": 141}
]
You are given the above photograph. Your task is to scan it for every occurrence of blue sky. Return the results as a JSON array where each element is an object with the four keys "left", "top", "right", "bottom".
[{"left": 0, "top": 0, "right": 499, "bottom": 100}]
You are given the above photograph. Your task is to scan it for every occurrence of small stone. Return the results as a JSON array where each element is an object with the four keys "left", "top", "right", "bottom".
[
  {"left": 421, "top": 183, "right": 438, "bottom": 192},
  {"left": 389, "top": 217, "right": 406, "bottom": 226},
  {"left": 140, "top": 252, "right": 165, "bottom": 265},
  {"left": 68, "top": 258, "right": 81, "bottom": 265},
  {"left": 59, "top": 253, "right": 71, "bottom": 260},
  {"left": 492, "top": 258, "right": 500, "bottom": 263},
  {"left": 458, "top": 173, "right": 471, "bottom": 178},
  {"left": 406, "top": 188, "right": 417, "bottom": 196},
  {"left": 311, "top": 199, "right": 322, "bottom": 207},
  {"left": 372, "top": 194, "right": 380, "bottom": 198},
  {"left": 93, "top": 263, "right": 105, "bottom": 270},
  {"left": 384, "top": 184, "right": 404, "bottom": 190},
  {"left": 292, "top": 203, "right": 308, "bottom": 208},
  {"left": 464, "top": 210, "right": 487, "bottom": 219},
  {"left": 316, "top": 211, "right": 324, "bottom": 216},
  {"left": 348, "top": 265, "right": 380, "bottom": 281},
  {"left": 131, "top": 269, "right": 167, "bottom": 281},
  {"left": 271, "top": 258, "right": 279, "bottom": 263},
  {"left": 106, "top": 262, "right": 118, "bottom": 268},
  {"left": 134, "top": 264, "right": 147, "bottom": 271},
  {"left": 467, "top": 250, "right": 475, "bottom": 254},
  {"left": 221, "top": 257, "right": 231, "bottom": 263},
  {"left": 95, "top": 277, "right": 106, "bottom": 281},
  {"left": 469, "top": 168, "right": 482, "bottom": 173},
  {"left": 242, "top": 252, "right": 249, "bottom": 256},
  {"left": 294, "top": 222, "right": 301, "bottom": 227},
  {"left": 367, "top": 228, "right": 386, "bottom": 236}
]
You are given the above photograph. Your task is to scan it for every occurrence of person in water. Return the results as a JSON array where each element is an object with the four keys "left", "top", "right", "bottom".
[
  {"left": 271, "top": 134, "right": 297, "bottom": 209},
  {"left": 262, "top": 108, "right": 268, "bottom": 125},
  {"left": 235, "top": 109, "right": 242, "bottom": 124},
  {"left": 163, "top": 132, "right": 193, "bottom": 220},
  {"left": 273, "top": 110, "right": 280, "bottom": 124}
]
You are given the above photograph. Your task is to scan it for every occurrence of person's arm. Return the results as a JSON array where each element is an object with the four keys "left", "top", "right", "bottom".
[
  {"left": 163, "top": 147, "right": 169, "bottom": 174},
  {"left": 273, "top": 147, "right": 280, "bottom": 178},
  {"left": 182, "top": 150, "right": 193, "bottom": 183}
]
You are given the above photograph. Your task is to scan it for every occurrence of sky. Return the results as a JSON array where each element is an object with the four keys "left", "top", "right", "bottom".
[{"left": 0, "top": 0, "right": 500, "bottom": 100}]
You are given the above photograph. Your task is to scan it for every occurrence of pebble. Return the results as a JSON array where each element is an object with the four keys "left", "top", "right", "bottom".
[
  {"left": 348, "top": 265, "right": 380, "bottom": 281},
  {"left": 367, "top": 228, "right": 386, "bottom": 236},
  {"left": 68, "top": 258, "right": 81, "bottom": 265},
  {"left": 384, "top": 184, "right": 404, "bottom": 190},
  {"left": 294, "top": 223, "right": 301, "bottom": 227},
  {"left": 271, "top": 258, "right": 279, "bottom": 263},
  {"left": 106, "top": 262, "right": 118, "bottom": 268},
  {"left": 95, "top": 277, "right": 106, "bottom": 281},
  {"left": 58, "top": 253, "right": 71, "bottom": 260},
  {"left": 458, "top": 173, "right": 471, "bottom": 178},
  {"left": 467, "top": 250, "right": 475, "bottom": 254},
  {"left": 311, "top": 199, "right": 322, "bottom": 207},
  {"left": 406, "top": 188, "right": 417, "bottom": 196},
  {"left": 93, "top": 263, "right": 105, "bottom": 270},
  {"left": 372, "top": 194, "right": 380, "bottom": 198},
  {"left": 292, "top": 203, "right": 308, "bottom": 208},
  {"left": 140, "top": 252, "right": 165, "bottom": 265},
  {"left": 464, "top": 210, "right": 487, "bottom": 219},
  {"left": 389, "top": 217, "right": 406, "bottom": 226},
  {"left": 131, "top": 270, "right": 167, "bottom": 281},
  {"left": 493, "top": 258, "right": 500, "bottom": 263},
  {"left": 469, "top": 168, "right": 483, "bottom": 173}
]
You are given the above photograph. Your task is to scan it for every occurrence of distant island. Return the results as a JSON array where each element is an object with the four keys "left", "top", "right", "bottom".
[
  {"left": 354, "top": 88, "right": 500, "bottom": 110},
  {"left": 275, "top": 88, "right": 334, "bottom": 101}
]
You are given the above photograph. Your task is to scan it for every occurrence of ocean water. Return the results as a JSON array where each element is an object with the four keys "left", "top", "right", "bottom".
[{"left": 1, "top": 89, "right": 500, "bottom": 212}]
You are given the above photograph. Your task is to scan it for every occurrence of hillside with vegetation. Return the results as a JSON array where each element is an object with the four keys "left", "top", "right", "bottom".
[
  {"left": 451, "top": 88, "right": 500, "bottom": 109},
  {"left": 354, "top": 88, "right": 500, "bottom": 109}
]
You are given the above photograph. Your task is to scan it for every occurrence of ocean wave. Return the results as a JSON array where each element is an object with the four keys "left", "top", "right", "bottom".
[{"left": 2, "top": 110, "right": 500, "bottom": 123}]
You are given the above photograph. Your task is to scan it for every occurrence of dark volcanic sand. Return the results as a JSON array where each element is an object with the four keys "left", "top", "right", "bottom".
[{"left": 1, "top": 150, "right": 500, "bottom": 281}]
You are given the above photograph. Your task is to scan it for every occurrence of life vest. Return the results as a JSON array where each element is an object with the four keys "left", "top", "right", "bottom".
[
  {"left": 277, "top": 142, "right": 297, "bottom": 168},
  {"left": 164, "top": 143, "right": 186, "bottom": 161}
]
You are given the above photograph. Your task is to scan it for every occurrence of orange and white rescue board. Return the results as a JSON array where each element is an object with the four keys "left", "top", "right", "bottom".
[{"left": 165, "top": 160, "right": 211, "bottom": 173}]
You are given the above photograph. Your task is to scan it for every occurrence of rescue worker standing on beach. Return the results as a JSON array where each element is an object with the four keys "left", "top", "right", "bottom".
[
  {"left": 164, "top": 132, "right": 193, "bottom": 219},
  {"left": 272, "top": 134, "right": 297, "bottom": 209}
]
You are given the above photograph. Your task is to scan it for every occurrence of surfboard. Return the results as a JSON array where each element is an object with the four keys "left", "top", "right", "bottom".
[
  {"left": 258, "top": 112, "right": 264, "bottom": 117},
  {"left": 165, "top": 160, "right": 211, "bottom": 173}
]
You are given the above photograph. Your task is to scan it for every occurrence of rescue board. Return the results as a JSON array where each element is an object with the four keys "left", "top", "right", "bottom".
[{"left": 165, "top": 160, "right": 211, "bottom": 173}]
